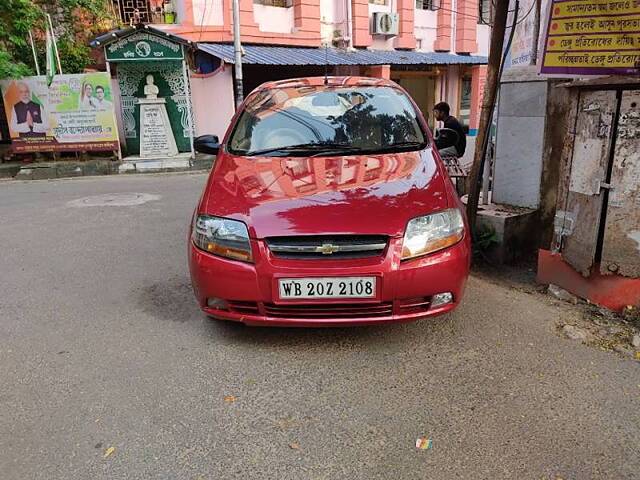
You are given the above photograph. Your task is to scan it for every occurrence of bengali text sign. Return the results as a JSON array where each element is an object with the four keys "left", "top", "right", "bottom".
[{"left": 540, "top": 0, "right": 640, "bottom": 76}]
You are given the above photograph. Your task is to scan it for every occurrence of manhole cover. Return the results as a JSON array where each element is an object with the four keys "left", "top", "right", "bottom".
[{"left": 67, "top": 193, "right": 160, "bottom": 207}]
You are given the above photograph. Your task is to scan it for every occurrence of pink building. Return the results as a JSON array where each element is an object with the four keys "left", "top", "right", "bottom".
[{"left": 107, "top": 0, "right": 490, "bottom": 142}]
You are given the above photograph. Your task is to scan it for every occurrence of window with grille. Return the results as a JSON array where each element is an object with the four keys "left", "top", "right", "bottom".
[
  {"left": 112, "top": 0, "right": 168, "bottom": 24},
  {"left": 415, "top": 0, "right": 438, "bottom": 10},
  {"left": 478, "top": 0, "right": 491, "bottom": 24},
  {"left": 254, "top": 0, "right": 293, "bottom": 6}
]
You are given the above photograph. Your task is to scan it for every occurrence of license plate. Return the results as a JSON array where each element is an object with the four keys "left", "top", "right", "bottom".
[{"left": 278, "top": 277, "right": 376, "bottom": 299}]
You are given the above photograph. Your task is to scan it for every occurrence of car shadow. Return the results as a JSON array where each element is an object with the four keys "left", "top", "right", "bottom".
[
  {"left": 136, "top": 275, "right": 201, "bottom": 323},
  {"left": 137, "top": 275, "right": 460, "bottom": 350},
  {"left": 204, "top": 311, "right": 457, "bottom": 352}
]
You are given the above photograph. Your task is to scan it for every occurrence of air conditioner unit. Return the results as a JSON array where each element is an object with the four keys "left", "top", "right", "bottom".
[{"left": 372, "top": 12, "right": 399, "bottom": 36}]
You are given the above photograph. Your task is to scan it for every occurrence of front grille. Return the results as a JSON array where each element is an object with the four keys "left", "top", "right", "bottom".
[
  {"left": 266, "top": 235, "right": 388, "bottom": 259},
  {"left": 227, "top": 300, "right": 260, "bottom": 315},
  {"left": 264, "top": 302, "right": 393, "bottom": 319},
  {"left": 397, "top": 297, "right": 431, "bottom": 313}
]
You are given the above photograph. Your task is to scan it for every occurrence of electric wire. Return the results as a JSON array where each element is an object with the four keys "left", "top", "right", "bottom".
[
  {"left": 198, "top": 0, "right": 211, "bottom": 42},
  {"left": 433, "top": 0, "right": 536, "bottom": 27}
]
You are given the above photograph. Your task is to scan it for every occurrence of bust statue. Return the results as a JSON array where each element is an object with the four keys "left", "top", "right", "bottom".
[{"left": 144, "top": 74, "right": 159, "bottom": 99}]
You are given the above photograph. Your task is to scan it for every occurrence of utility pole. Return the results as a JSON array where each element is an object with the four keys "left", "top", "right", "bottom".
[
  {"left": 232, "top": 0, "right": 244, "bottom": 108},
  {"left": 465, "top": 0, "right": 510, "bottom": 233}
]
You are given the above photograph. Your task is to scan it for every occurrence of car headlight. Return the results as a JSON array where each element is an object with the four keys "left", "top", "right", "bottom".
[
  {"left": 401, "top": 209, "right": 465, "bottom": 260},
  {"left": 192, "top": 215, "right": 253, "bottom": 262}
]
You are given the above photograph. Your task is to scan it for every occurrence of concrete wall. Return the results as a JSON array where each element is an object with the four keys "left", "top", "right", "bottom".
[
  {"left": 445, "top": 65, "right": 461, "bottom": 116},
  {"left": 320, "top": 0, "right": 350, "bottom": 44},
  {"left": 476, "top": 24, "right": 490, "bottom": 56},
  {"left": 192, "top": 0, "right": 224, "bottom": 25},
  {"left": 492, "top": 73, "right": 549, "bottom": 209},
  {"left": 168, "top": 0, "right": 321, "bottom": 45},
  {"left": 254, "top": 4, "right": 295, "bottom": 33},
  {"left": 414, "top": 8, "right": 438, "bottom": 51},
  {"left": 190, "top": 67, "right": 236, "bottom": 138}
]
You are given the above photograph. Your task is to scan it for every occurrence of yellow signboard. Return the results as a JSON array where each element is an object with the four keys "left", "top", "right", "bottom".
[{"left": 540, "top": 0, "right": 640, "bottom": 75}]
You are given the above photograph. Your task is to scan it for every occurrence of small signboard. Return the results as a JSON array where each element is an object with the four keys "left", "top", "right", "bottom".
[
  {"left": 0, "top": 73, "right": 119, "bottom": 153},
  {"left": 105, "top": 32, "right": 184, "bottom": 62},
  {"left": 540, "top": 0, "right": 640, "bottom": 76}
]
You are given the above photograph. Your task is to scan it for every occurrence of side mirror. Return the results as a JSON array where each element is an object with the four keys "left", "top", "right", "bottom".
[{"left": 194, "top": 135, "right": 220, "bottom": 155}]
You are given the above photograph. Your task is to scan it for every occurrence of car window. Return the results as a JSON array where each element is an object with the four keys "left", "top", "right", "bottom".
[{"left": 228, "top": 86, "right": 427, "bottom": 156}]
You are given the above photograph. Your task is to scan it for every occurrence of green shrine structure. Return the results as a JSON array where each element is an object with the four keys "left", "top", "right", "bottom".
[{"left": 95, "top": 26, "right": 196, "bottom": 159}]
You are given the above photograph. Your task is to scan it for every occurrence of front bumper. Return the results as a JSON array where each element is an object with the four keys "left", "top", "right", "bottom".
[{"left": 188, "top": 236, "right": 470, "bottom": 326}]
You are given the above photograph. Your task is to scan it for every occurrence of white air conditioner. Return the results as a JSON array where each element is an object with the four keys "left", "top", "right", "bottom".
[{"left": 372, "top": 12, "right": 399, "bottom": 36}]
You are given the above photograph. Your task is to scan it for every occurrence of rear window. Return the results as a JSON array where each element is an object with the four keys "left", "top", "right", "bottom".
[{"left": 228, "top": 85, "right": 427, "bottom": 156}]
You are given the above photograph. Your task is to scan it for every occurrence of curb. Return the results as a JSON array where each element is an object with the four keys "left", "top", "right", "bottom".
[{"left": 2, "top": 155, "right": 214, "bottom": 181}]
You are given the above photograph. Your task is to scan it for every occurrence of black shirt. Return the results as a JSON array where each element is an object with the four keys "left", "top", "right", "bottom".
[{"left": 436, "top": 115, "right": 466, "bottom": 156}]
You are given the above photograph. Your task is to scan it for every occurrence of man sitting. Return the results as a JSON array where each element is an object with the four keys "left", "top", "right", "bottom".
[{"left": 433, "top": 102, "right": 466, "bottom": 158}]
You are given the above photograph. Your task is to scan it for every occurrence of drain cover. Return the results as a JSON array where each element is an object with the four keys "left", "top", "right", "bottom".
[{"left": 68, "top": 193, "right": 160, "bottom": 207}]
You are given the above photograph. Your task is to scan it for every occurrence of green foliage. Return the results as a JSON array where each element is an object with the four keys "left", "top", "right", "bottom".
[
  {"left": 0, "top": 0, "right": 44, "bottom": 78},
  {"left": 472, "top": 225, "right": 501, "bottom": 262},
  {"left": 0, "top": 50, "right": 33, "bottom": 79},
  {"left": 55, "top": 39, "right": 93, "bottom": 75},
  {"left": 0, "top": 0, "right": 115, "bottom": 79}
]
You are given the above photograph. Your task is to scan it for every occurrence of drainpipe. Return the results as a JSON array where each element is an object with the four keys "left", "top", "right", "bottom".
[
  {"left": 346, "top": 0, "right": 353, "bottom": 49},
  {"left": 451, "top": 0, "right": 457, "bottom": 53}
]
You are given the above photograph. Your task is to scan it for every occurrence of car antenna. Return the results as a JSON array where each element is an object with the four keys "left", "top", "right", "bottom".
[{"left": 324, "top": 44, "right": 329, "bottom": 86}]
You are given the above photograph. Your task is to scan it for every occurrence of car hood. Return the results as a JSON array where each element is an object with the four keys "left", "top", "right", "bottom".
[{"left": 200, "top": 149, "right": 449, "bottom": 238}]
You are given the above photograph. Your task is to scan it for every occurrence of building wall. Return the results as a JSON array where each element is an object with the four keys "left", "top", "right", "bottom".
[
  {"left": 319, "top": 0, "right": 349, "bottom": 44},
  {"left": 190, "top": 67, "right": 236, "bottom": 138},
  {"left": 168, "top": 0, "right": 321, "bottom": 45},
  {"left": 254, "top": 4, "right": 295, "bottom": 33},
  {"left": 414, "top": 8, "right": 438, "bottom": 51},
  {"left": 192, "top": 0, "right": 225, "bottom": 25},
  {"left": 476, "top": 24, "right": 490, "bottom": 56},
  {"left": 166, "top": 0, "right": 488, "bottom": 53}
]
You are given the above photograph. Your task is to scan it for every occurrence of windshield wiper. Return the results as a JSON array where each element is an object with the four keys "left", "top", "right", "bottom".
[
  {"left": 246, "top": 142, "right": 361, "bottom": 157},
  {"left": 365, "top": 141, "right": 428, "bottom": 153}
]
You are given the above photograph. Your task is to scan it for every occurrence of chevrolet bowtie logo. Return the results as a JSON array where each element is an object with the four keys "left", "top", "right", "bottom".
[{"left": 316, "top": 243, "right": 341, "bottom": 255}]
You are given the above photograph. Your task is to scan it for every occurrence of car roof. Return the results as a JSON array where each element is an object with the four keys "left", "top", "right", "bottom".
[{"left": 256, "top": 76, "right": 398, "bottom": 91}]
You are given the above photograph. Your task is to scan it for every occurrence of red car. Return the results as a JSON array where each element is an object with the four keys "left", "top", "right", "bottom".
[{"left": 189, "top": 77, "right": 470, "bottom": 326}]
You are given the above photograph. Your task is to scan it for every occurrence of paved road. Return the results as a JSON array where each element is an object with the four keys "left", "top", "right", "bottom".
[{"left": 1, "top": 173, "right": 638, "bottom": 480}]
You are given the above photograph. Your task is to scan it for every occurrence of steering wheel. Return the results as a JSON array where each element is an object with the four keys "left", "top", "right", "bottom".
[{"left": 258, "top": 128, "right": 309, "bottom": 151}]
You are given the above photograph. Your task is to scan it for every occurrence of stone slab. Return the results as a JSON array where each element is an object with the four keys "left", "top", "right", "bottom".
[
  {"left": 493, "top": 115, "right": 546, "bottom": 209},
  {"left": 498, "top": 81, "right": 548, "bottom": 118}
]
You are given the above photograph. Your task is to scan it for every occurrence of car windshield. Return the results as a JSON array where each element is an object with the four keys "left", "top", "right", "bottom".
[{"left": 228, "top": 85, "right": 427, "bottom": 157}]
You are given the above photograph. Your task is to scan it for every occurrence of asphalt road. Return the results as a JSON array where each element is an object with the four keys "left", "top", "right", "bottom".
[{"left": 1, "top": 173, "right": 638, "bottom": 480}]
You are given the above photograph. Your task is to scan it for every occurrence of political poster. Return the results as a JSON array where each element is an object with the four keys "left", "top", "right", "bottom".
[
  {"left": 540, "top": 0, "right": 640, "bottom": 76},
  {"left": 0, "top": 73, "right": 119, "bottom": 153}
]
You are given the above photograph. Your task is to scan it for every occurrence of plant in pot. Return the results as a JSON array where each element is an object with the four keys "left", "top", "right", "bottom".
[{"left": 163, "top": 2, "right": 175, "bottom": 23}]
